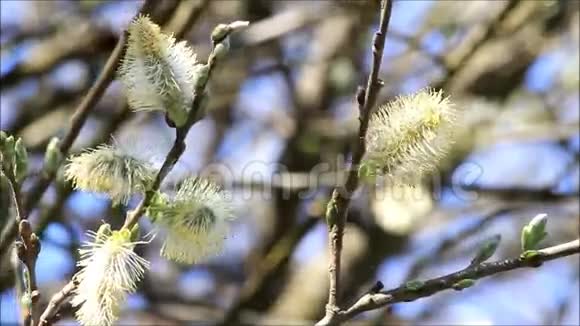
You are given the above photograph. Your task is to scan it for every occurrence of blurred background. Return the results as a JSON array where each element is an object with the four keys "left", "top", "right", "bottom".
[{"left": 0, "top": 0, "right": 579, "bottom": 325}]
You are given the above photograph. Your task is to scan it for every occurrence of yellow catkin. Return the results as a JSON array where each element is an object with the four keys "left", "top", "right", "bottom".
[
  {"left": 362, "top": 88, "right": 457, "bottom": 183},
  {"left": 146, "top": 177, "right": 234, "bottom": 264}
]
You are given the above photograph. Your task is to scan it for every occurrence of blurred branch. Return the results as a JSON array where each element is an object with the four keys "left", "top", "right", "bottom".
[
  {"left": 332, "top": 239, "right": 580, "bottom": 324},
  {"left": 8, "top": 87, "right": 90, "bottom": 136},
  {"left": 38, "top": 278, "right": 77, "bottom": 326},
  {"left": 166, "top": 0, "right": 210, "bottom": 40},
  {"left": 462, "top": 184, "right": 579, "bottom": 201},
  {"left": 404, "top": 206, "right": 521, "bottom": 281},
  {"left": 437, "top": 0, "right": 521, "bottom": 90},
  {"left": 0, "top": 25, "right": 116, "bottom": 90},
  {"left": 220, "top": 216, "right": 319, "bottom": 325},
  {"left": 319, "top": 1, "right": 392, "bottom": 325},
  {"left": 238, "top": 5, "right": 335, "bottom": 46}
]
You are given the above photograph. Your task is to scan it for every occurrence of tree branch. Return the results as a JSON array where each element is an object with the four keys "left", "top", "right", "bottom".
[
  {"left": 320, "top": 1, "right": 393, "bottom": 323},
  {"left": 331, "top": 239, "right": 580, "bottom": 325},
  {"left": 37, "top": 19, "right": 246, "bottom": 323},
  {"left": 37, "top": 279, "right": 77, "bottom": 326},
  {"left": 122, "top": 42, "right": 221, "bottom": 230},
  {"left": 0, "top": 0, "right": 157, "bottom": 262},
  {"left": 3, "top": 170, "right": 41, "bottom": 325},
  {"left": 405, "top": 206, "right": 521, "bottom": 281}
]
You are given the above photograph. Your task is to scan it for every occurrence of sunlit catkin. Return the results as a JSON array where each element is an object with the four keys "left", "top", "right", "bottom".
[
  {"left": 64, "top": 144, "right": 155, "bottom": 204},
  {"left": 147, "top": 177, "right": 234, "bottom": 264},
  {"left": 362, "top": 88, "right": 457, "bottom": 182},
  {"left": 71, "top": 224, "right": 149, "bottom": 326},
  {"left": 118, "top": 15, "right": 206, "bottom": 127}
]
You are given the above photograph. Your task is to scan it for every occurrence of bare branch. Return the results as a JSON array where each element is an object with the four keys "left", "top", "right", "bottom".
[
  {"left": 38, "top": 279, "right": 77, "bottom": 326},
  {"left": 331, "top": 240, "right": 580, "bottom": 325},
  {"left": 320, "top": 1, "right": 393, "bottom": 324}
]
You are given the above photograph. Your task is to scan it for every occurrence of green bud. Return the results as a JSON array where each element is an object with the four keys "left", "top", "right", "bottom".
[
  {"left": 520, "top": 250, "right": 541, "bottom": 260},
  {"left": 20, "top": 292, "right": 32, "bottom": 307},
  {"left": 4, "top": 136, "right": 15, "bottom": 170},
  {"left": 521, "top": 213, "right": 548, "bottom": 252},
  {"left": 325, "top": 198, "right": 338, "bottom": 226},
  {"left": 194, "top": 64, "right": 210, "bottom": 90},
  {"left": 212, "top": 42, "right": 229, "bottom": 62},
  {"left": 452, "top": 279, "right": 475, "bottom": 291},
  {"left": 0, "top": 132, "right": 6, "bottom": 162},
  {"left": 147, "top": 192, "right": 168, "bottom": 221},
  {"left": 43, "top": 137, "right": 62, "bottom": 175},
  {"left": 211, "top": 24, "right": 230, "bottom": 43},
  {"left": 404, "top": 280, "right": 425, "bottom": 291},
  {"left": 14, "top": 138, "right": 28, "bottom": 182},
  {"left": 470, "top": 234, "right": 501, "bottom": 266},
  {"left": 95, "top": 223, "right": 112, "bottom": 243},
  {"left": 130, "top": 223, "right": 141, "bottom": 242},
  {"left": 211, "top": 21, "right": 249, "bottom": 44},
  {"left": 0, "top": 131, "right": 6, "bottom": 147},
  {"left": 358, "top": 161, "right": 379, "bottom": 182},
  {"left": 166, "top": 103, "right": 188, "bottom": 128}
]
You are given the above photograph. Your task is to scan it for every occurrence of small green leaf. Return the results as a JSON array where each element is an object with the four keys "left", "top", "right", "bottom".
[
  {"left": 358, "top": 161, "right": 379, "bottom": 182},
  {"left": 211, "top": 24, "right": 229, "bottom": 43},
  {"left": 43, "top": 137, "right": 62, "bottom": 175},
  {"left": 0, "top": 131, "right": 7, "bottom": 146},
  {"left": 20, "top": 292, "right": 32, "bottom": 307},
  {"left": 520, "top": 250, "right": 541, "bottom": 260},
  {"left": 325, "top": 199, "right": 339, "bottom": 226},
  {"left": 130, "top": 223, "right": 141, "bottom": 242},
  {"left": 95, "top": 223, "right": 112, "bottom": 243},
  {"left": 3, "top": 135, "right": 15, "bottom": 172},
  {"left": 470, "top": 234, "right": 501, "bottom": 266},
  {"left": 452, "top": 279, "right": 475, "bottom": 291},
  {"left": 521, "top": 213, "right": 548, "bottom": 252},
  {"left": 14, "top": 138, "right": 28, "bottom": 182},
  {"left": 404, "top": 280, "right": 425, "bottom": 291}
]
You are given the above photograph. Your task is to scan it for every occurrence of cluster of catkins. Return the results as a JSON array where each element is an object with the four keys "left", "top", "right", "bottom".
[
  {"left": 63, "top": 13, "right": 457, "bottom": 326},
  {"left": 64, "top": 16, "right": 236, "bottom": 326}
]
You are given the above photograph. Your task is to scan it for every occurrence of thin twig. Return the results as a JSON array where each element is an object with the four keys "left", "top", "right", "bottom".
[
  {"left": 320, "top": 1, "right": 393, "bottom": 323},
  {"left": 37, "top": 20, "right": 245, "bottom": 323},
  {"left": 219, "top": 216, "right": 319, "bottom": 325},
  {"left": 122, "top": 57, "right": 217, "bottom": 230},
  {"left": 405, "top": 206, "right": 521, "bottom": 281},
  {"left": 3, "top": 170, "right": 41, "bottom": 326},
  {"left": 38, "top": 279, "right": 77, "bottom": 326},
  {"left": 329, "top": 239, "right": 580, "bottom": 325}
]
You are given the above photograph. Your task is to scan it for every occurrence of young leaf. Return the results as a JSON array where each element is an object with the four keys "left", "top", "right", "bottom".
[
  {"left": 521, "top": 213, "right": 548, "bottom": 252},
  {"left": 470, "top": 234, "right": 501, "bottom": 266},
  {"left": 452, "top": 279, "right": 475, "bottom": 291}
]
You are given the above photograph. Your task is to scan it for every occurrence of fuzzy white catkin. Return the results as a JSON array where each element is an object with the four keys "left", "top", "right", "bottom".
[
  {"left": 147, "top": 177, "right": 234, "bottom": 264},
  {"left": 118, "top": 15, "right": 205, "bottom": 127},
  {"left": 64, "top": 144, "right": 156, "bottom": 204},
  {"left": 362, "top": 88, "right": 457, "bottom": 183},
  {"left": 71, "top": 224, "right": 149, "bottom": 326}
]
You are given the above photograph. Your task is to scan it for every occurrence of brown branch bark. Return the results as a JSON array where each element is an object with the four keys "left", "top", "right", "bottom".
[
  {"left": 37, "top": 279, "right": 77, "bottom": 326},
  {"left": 3, "top": 167, "right": 41, "bottom": 325},
  {"left": 331, "top": 239, "right": 580, "bottom": 325},
  {"left": 320, "top": 1, "right": 393, "bottom": 324}
]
